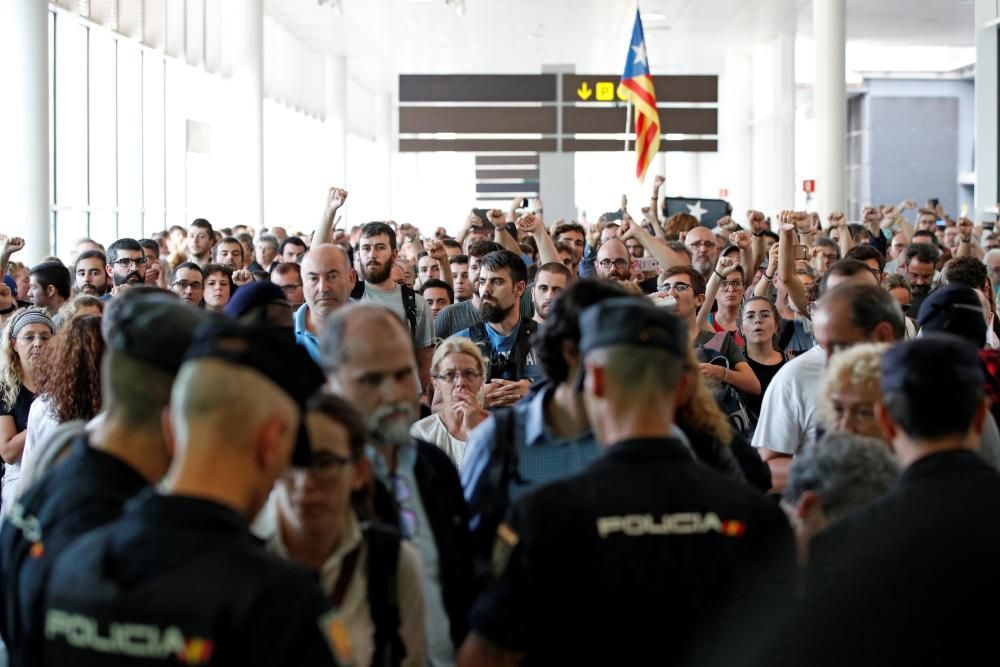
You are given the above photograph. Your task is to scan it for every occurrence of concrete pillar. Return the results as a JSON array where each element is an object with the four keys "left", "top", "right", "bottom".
[
  {"left": 814, "top": 0, "right": 847, "bottom": 216},
  {"left": 975, "top": 0, "right": 999, "bottom": 220},
  {"left": 225, "top": 0, "right": 263, "bottom": 230},
  {"left": 750, "top": 33, "right": 795, "bottom": 216},
  {"left": 539, "top": 153, "right": 576, "bottom": 224},
  {"left": 324, "top": 54, "right": 348, "bottom": 188},
  {"left": 0, "top": 0, "right": 50, "bottom": 262},
  {"left": 720, "top": 52, "right": 752, "bottom": 219}
]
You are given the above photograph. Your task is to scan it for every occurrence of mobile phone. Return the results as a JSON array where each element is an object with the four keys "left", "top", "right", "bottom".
[
  {"left": 794, "top": 245, "right": 808, "bottom": 261},
  {"left": 602, "top": 210, "right": 624, "bottom": 222},
  {"left": 471, "top": 208, "right": 488, "bottom": 225},
  {"left": 520, "top": 198, "right": 530, "bottom": 210},
  {"left": 985, "top": 221, "right": 996, "bottom": 231},
  {"left": 928, "top": 198, "right": 940, "bottom": 208},
  {"left": 636, "top": 257, "right": 660, "bottom": 272}
]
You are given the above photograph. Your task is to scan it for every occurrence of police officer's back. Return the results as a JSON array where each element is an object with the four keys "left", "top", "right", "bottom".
[
  {"left": 0, "top": 293, "right": 207, "bottom": 667},
  {"left": 457, "top": 298, "right": 794, "bottom": 666},
  {"left": 40, "top": 321, "right": 341, "bottom": 666}
]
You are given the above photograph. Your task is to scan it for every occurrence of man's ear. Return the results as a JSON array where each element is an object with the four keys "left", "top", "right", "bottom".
[
  {"left": 873, "top": 321, "right": 896, "bottom": 344},
  {"left": 795, "top": 490, "right": 821, "bottom": 521},
  {"left": 256, "top": 413, "right": 291, "bottom": 473},
  {"left": 352, "top": 455, "right": 370, "bottom": 492},
  {"left": 106, "top": 265, "right": 114, "bottom": 281},
  {"left": 46, "top": 285, "right": 57, "bottom": 300},
  {"left": 161, "top": 406, "right": 177, "bottom": 461},
  {"left": 515, "top": 280, "right": 526, "bottom": 298},
  {"left": 875, "top": 402, "right": 898, "bottom": 444},
  {"left": 696, "top": 294, "right": 705, "bottom": 308}
]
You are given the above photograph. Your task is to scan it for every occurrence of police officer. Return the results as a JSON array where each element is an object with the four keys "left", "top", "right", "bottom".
[
  {"left": 39, "top": 320, "right": 341, "bottom": 666},
  {"left": 456, "top": 297, "right": 794, "bottom": 666},
  {"left": 0, "top": 291, "right": 207, "bottom": 667}
]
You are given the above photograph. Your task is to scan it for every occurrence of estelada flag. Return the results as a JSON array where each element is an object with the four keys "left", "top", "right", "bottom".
[{"left": 617, "top": 9, "right": 661, "bottom": 182}]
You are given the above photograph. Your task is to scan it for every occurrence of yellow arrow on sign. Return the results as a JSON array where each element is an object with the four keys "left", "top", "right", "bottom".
[{"left": 577, "top": 82, "right": 593, "bottom": 100}]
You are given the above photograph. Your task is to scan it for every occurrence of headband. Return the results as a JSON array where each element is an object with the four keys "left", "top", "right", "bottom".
[{"left": 10, "top": 309, "right": 55, "bottom": 340}]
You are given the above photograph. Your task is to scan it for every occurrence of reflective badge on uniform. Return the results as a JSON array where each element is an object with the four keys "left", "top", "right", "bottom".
[
  {"left": 29, "top": 542, "right": 44, "bottom": 559},
  {"left": 320, "top": 610, "right": 354, "bottom": 666},
  {"left": 490, "top": 522, "right": 520, "bottom": 577},
  {"left": 722, "top": 520, "right": 746, "bottom": 537},
  {"left": 178, "top": 638, "right": 214, "bottom": 665}
]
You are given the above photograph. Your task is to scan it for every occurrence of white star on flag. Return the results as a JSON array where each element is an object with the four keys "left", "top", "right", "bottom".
[
  {"left": 686, "top": 201, "right": 707, "bottom": 221},
  {"left": 632, "top": 43, "right": 648, "bottom": 67}
]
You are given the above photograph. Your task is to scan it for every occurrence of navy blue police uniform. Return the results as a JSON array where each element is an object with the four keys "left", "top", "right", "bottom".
[
  {"left": 0, "top": 296, "right": 208, "bottom": 667},
  {"left": 467, "top": 298, "right": 795, "bottom": 665}
]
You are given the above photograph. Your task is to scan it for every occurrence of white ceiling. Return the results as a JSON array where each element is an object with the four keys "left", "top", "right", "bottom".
[{"left": 264, "top": 0, "right": 976, "bottom": 93}]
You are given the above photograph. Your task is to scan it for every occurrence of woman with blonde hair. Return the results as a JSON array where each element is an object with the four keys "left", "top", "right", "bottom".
[
  {"left": 817, "top": 343, "right": 891, "bottom": 443},
  {"left": 410, "top": 337, "right": 488, "bottom": 470},
  {"left": 0, "top": 308, "right": 55, "bottom": 515}
]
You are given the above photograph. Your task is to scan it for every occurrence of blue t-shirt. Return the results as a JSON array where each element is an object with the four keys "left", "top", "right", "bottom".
[{"left": 455, "top": 320, "right": 540, "bottom": 382}]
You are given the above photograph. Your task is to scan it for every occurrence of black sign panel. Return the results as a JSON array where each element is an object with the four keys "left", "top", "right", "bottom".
[{"left": 399, "top": 74, "right": 557, "bottom": 103}]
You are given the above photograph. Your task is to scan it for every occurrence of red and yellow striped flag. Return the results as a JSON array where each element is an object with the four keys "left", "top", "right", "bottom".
[{"left": 618, "top": 9, "right": 661, "bottom": 181}]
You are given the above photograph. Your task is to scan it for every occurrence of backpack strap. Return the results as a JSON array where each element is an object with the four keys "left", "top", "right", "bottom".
[
  {"left": 400, "top": 285, "right": 418, "bottom": 339},
  {"left": 509, "top": 319, "right": 537, "bottom": 379},
  {"left": 364, "top": 521, "right": 406, "bottom": 667}
]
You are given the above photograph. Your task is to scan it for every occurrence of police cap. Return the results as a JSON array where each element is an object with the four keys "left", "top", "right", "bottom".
[
  {"left": 224, "top": 280, "right": 288, "bottom": 318},
  {"left": 916, "top": 283, "right": 987, "bottom": 348},
  {"left": 183, "top": 318, "right": 325, "bottom": 466},
  {"left": 881, "top": 333, "right": 983, "bottom": 395},
  {"left": 579, "top": 296, "right": 687, "bottom": 356},
  {"left": 106, "top": 292, "right": 209, "bottom": 374}
]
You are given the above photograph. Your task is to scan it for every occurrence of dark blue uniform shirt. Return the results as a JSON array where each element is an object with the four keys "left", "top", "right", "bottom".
[
  {"left": 0, "top": 437, "right": 147, "bottom": 666},
  {"left": 41, "top": 491, "right": 339, "bottom": 666}
]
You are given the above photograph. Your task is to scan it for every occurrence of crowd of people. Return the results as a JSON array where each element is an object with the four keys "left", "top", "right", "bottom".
[{"left": 0, "top": 182, "right": 996, "bottom": 665}]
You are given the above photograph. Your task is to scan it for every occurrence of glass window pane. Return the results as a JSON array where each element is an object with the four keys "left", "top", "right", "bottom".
[
  {"left": 54, "top": 17, "right": 88, "bottom": 253},
  {"left": 88, "top": 31, "right": 117, "bottom": 244},
  {"left": 117, "top": 44, "right": 142, "bottom": 240},
  {"left": 142, "top": 52, "right": 165, "bottom": 236}
]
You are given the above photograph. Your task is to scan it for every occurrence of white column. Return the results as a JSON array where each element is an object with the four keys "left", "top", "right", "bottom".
[
  {"left": 719, "top": 52, "right": 752, "bottom": 218},
  {"left": 539, "top": 153, "right": 575, "bottom": 223},
  {"left": 225, "top": 0, "right": 263, "bottom": 230},
  {"left": 0, "top": 0, "right": 49, "bottom": 262},
  {"left": 975, "top": 0, "right": 999, "bottom": 220},
  {"left": 814, "top": 0, "right": 847, "bottom": 216},
  {"left": 750, "top": 33, "right": 795, "bottom": 216},
  {"left": 324, "top": 54, "right": 348, "bottom": 188}
]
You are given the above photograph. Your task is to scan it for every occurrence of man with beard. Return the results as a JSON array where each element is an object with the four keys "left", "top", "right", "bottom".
[
  {"left": 594, "top": 237, "right": 658, "bottom": 293},
  {"left": 531, "top": 262, "right": 571, "bottom": 324},
  {"left": 902, "top": 242, "right": 939, "bottom": 314},
  {"left": 72, "top": 250, "right": 108, "bottom": 297},
  {"left": 214, "top": 236, "right": 246, "bottom": 272},
  {"left": 319, "top": 304, "right": 476, "bottom": 667},
  {"left": 294, "top": 244, "right": 355, "bottom": 362},
  {"left": 685, "top": 225, "right": 721, "bottom": 281},
  {"left": 455, "top": 251, "right": 539, "bottom": 408},
  {"left": 356, "top": 222, "right": 434, "bottom": 388},
  {"left": 104, "top": 238, "right": 147, "bottom": 298}
]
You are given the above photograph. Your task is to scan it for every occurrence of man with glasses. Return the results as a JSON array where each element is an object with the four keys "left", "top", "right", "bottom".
[
  {"left": 319, "top": 304, "right": 476, "bottom": 667},
  {"left": 595, "top": 238, "right": 658, "bottom": 293},
  {"left": 295, "top": 244, "right": 356, "bottom": 362},
  {"left": 72, "top": 250, "right": 108, "bottom": 297},
  {"left": 104, "top": 238, "right": 147, "bottom": 298},
  {"left": 170, "top": 262, "right": 204, "bottom": 307},
  {"left": 684, "top": 226, "right": 721, "bottom": 281},
  {"left": 272, "top": 262, "right": 305, "bottom": 307},
  {"left": 902, "top": 243, "right": 940, "bottom": 314}
]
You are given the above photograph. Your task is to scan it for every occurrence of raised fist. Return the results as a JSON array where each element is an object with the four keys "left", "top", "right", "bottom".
[
  {"left": 729, "top": 230, "right": 751, "bottom": 249},
  {"left": 426, "top": 238, "right": 448, "bottom": 261},
  {"left": 515, "top": 214, "right": 541, "bottom": 235},
  {"left": 653, "top": 175, "right": 665, "bottom": 189},
  {"left": 863, "top": 206, "right": 880, "bottom": 224},
  {"left": 232, "top": 269, "right": 253, "bottom": 286},
  {"left": 746, "top": 210, "right": 767, "bottom": 233},
  {"left": 326, "top": 187, "right": 348, "bottom": 210},
  {"left": 715, "top": 255, "right": 741, "bottom": 276},
  {"left": 827, "top": 212, "right": 846, "bottom": 228},
  {"left": 0, "top": 236, "right": 25, "bottom": 255}
]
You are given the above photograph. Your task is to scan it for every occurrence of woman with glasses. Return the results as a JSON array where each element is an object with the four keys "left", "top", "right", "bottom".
[
  {"left": 410, "top": 338, "right": 488, "bottom": 470},
  {"left": 697, "top": 254, "right": 747, "bottom": 347},
  {"left": 739, "top": 297, "right": 786, "bottom": 426},
  {"left": 201, "top": 263, "right": 235, "bottom": 313},
  {"left": 19, "top": 315, "right": 105, "bottom": 495},
  {"left": 267, "top": 393, "right": 427, "bottom": 667},
  {"left": 0, "top": 308, "right": 54, "bottom": 516}
]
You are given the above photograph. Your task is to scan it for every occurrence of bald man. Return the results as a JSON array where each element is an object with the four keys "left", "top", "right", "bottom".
[
  {"left": 684, "top": 226, "right": 720, "bottom": 280},
  {"left": 595, "top": 238, "right": 658, "bottom": 293},
  {"left": 294, "top": 243, "right": 357, "bottom": 361}
]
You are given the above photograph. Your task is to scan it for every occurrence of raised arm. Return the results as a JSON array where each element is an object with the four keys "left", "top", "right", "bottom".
[
  {"left": 754, "top": 242, "right": 780, "bottom": 298},
  {"left": 828, "top": 211, "right": 852, "bottom": 257},
  {"left": 312, "top": 187, "right": 347, "bottom": 246},
  {"left": 698, "top": 256, "right": 740, "bottom": 330},
  {"left": 779, "top": 213, "right": 809, "bottom": 316},
  {"left": 516, "top": 214, "right": 559, "bottom": 265},
  {"left": 426, "top": 239, "right": 453, "bottom": 285},
  {"left": 619, "top": 214, "right": 689, "bottom": 271},
  {"left": 747, "top": 210, "right": 768, "bottom": 281},
  {"left": 490, "top": 209, "right": 522, "bottom": 254},
  {"left": 0, "top": 235, "right": 26, "bottom": 276},
  {"left": 955, "top": 217, "right": 983, "bottom": 259},
  {"left": 647, "top": 175, "right": 666, "bottom": 238},
  {"left": 729, "top": 229, "right": 755, "bottom": 286}
]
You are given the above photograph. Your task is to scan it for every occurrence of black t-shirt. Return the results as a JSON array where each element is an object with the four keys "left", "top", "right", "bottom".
[
  {"left": 1, "top": 386, "right": 36, "bottom": 433},
  {"left": 744, "top": 356, "right": 787, "bottom": 422}
]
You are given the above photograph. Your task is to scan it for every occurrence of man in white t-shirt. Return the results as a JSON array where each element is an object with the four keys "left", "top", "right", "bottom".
[
  {"left": 752, "top": 262, "right": 902, "bottom": 493},
  {"left": 355, "top": 222, "right": 435, "bottom": 388}
]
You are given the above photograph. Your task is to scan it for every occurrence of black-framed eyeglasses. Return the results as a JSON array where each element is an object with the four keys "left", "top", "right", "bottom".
[
  {"left": 659, "top": 283, "right": 691, "bottom": 294},
  {"left": 598, "top": 258, "right": 629, "bottom": 270},
  {"left": 172, "top": 280, "right": 203, "bottom": 290},
  {"left": 309, "top": 451, "right": 353, "bottom": 473},
  {"left": 720, "top": 280, "right": 744, "bottom": 292},
  {"left": 114, "top": 257, "right": 147, "bottom": 268},
  {"left": 279, "top": 284, "right": 303, "bottom": 294}
]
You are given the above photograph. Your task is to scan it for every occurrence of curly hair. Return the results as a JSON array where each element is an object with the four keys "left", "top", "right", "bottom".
[
  {"left": 0, "top": 313, "right": 25, "bottom": 409},
  {"left": 34, "top": 315, "right": 105, "bottom": 423},
  {"left": 817, "top": 342, "right": 890, "bottom": 429},
  {"left": 675, "top": 345, "right": 732, "bottom": 446},
  {"left": 664, "top": 213, "right": 699, "bottom": 240}
]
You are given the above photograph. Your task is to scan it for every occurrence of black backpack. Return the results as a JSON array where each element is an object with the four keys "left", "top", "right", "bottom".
[
  {"left": 467, "top": 408, "right": 526, "bottom": 581},
  {"left": 350, "top": 280, "right": 418, "bottom": 338}
]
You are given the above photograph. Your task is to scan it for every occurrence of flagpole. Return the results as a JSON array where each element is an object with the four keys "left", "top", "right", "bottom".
[{"left": 623, "top": 100, "right": 632, "bottom": 152}]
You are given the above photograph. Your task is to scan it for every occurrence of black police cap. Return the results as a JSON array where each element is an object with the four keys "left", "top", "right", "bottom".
[
  {"left": 224, "top": 281, "right": 289, "bottom": 319},
  {"left": 881, "top": 333, "right": 983, "bottom": 395},
  {"left": 579, "top": 296, "right": 688, "bottom": 357},
  {"left": 916, "top": 283, "right": 987, "bottom": 349},
  {"left": 183, "top": 318, "right": 325, "bottom": 466},
  {"left": 107, "top": 294, "right": 209, "bottom": 374}
]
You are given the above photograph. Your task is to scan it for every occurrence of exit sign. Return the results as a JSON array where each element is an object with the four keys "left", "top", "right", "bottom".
[{"left": 803, "top": 179, "right": 815, "bottom": 193}]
